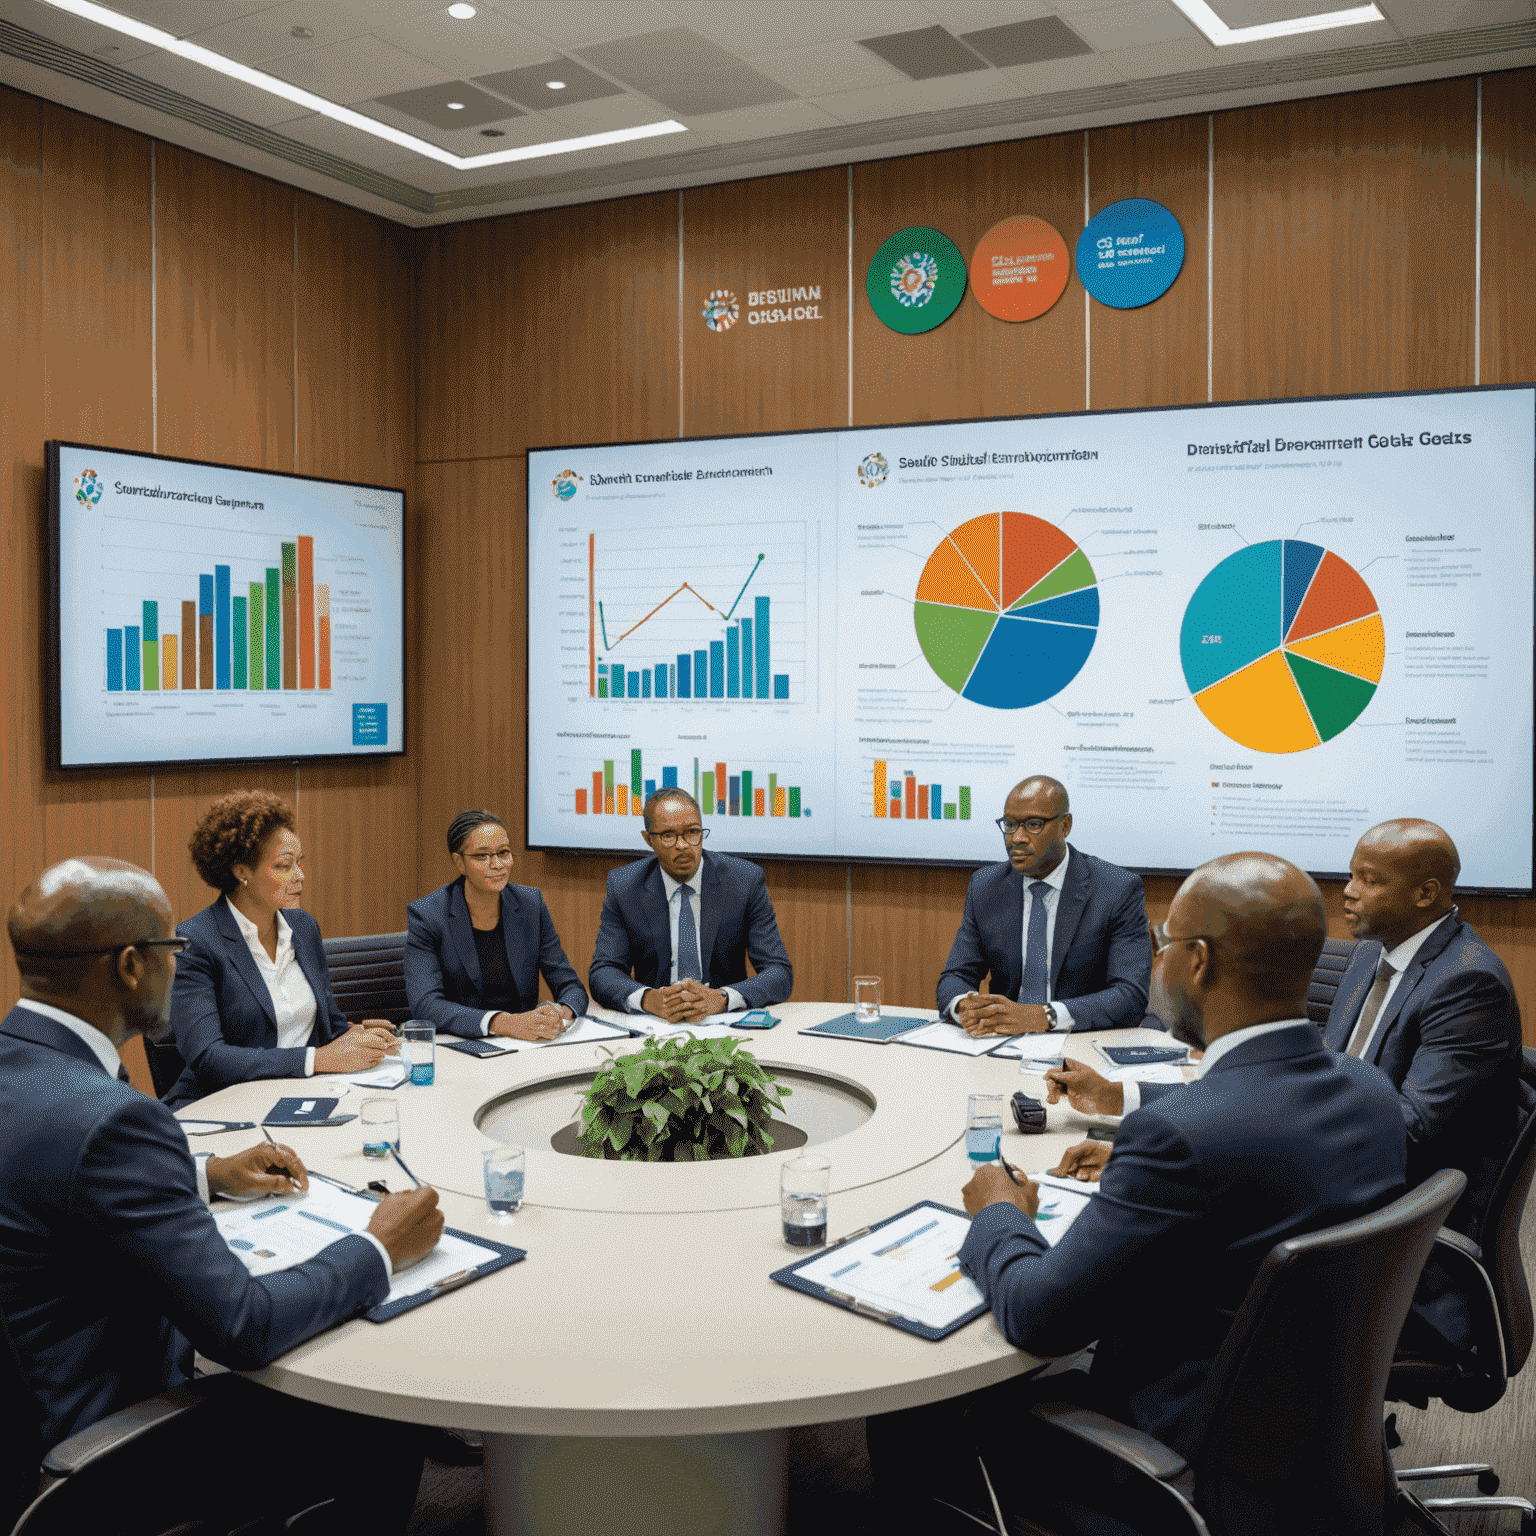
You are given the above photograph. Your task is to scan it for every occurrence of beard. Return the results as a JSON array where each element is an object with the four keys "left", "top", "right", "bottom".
[{"left": 1150, "top": 970, "right": 1206, "bottom": 1050}]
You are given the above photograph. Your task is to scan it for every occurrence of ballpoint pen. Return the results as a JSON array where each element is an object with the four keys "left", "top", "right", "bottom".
[{"left": 391, "top": 1146, "right": 423, "bottom": 1189}]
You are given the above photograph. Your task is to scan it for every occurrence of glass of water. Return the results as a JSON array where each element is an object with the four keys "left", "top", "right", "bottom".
[
  {"left": 483, "top": 1146, "right": 525, "bottom": 1220},
  {"left": 966, "top": 1093, "right": 1005, "bottom": 1166},
  {"left": 360, "top": 1097, "right": 399, "bottom": 1159},
  {"left": 781, "top": 1153, "right": 831, "bottom": 1248},
  {"left": 853, "top": 976, "right": 882, "bottom": 1023},
  {"left": 404, "top": 1022, "right": 434, "bottom": 1086}
]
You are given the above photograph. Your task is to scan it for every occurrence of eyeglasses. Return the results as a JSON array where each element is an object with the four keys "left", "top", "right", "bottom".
[
  {"left": 647, "top": 827, "right": 709, "bottom": 847},
  {"left": 463, "top": 850, "right": 513, "bottom": 865},
  {"left": 12, "top": 936, "right": 191, "bottom": 959},
  {"left": 996, "top": 812, "right": 1068, "bottom": 837},
  {"left": 1152, "top": 930, "right": 1216, "bottom": 956}
]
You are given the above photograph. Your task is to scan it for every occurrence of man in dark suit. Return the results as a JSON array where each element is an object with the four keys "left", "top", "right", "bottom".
[
  {"left": 936, "top": 775, "right": 1150, "bottom": 1034},
  {"left": 588, "top": 789, "right": 792, "bottom": 1022},
  {"left": 0, "top": 856, "right": 441, "bottom": 1527},
  {"left": 872, "top": 852, "right": 1407, "bottom": 1532}
]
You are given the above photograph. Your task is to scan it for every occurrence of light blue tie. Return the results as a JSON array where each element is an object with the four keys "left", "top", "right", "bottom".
[
  {"left": 676, "top": 885, "right": 703, "bottom": 982},
  {"left": 1018, "top": 881, "right": 1051, "bottom": 1004}
]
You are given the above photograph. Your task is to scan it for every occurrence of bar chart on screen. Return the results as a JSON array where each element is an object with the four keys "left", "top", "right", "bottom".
[
  {"left": 565, "top": 749, "right": 811, "bottom": 822},
  {"left": 577, "top": 521, "right": 812, "bottom": 707}
]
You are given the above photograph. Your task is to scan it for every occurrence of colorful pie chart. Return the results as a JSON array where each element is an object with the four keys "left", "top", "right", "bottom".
[
  {"left": 1180, "top": 540, "right": 1384, "bottom": 753},
  {"left": 914, "top": 513, "right": 1098, "bottom": 709}
]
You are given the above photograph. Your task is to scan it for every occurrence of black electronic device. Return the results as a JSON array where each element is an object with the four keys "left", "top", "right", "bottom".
[{"left": 1011, "top": 1091, "right": 1047, "bottom": 1134}]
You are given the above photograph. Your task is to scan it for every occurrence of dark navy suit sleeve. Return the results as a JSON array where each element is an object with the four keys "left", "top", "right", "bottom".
[
  {"left": 170, "top": 919, "right": 309, "bottom": 1088},
  {"left": 589, "top": 873, "right": 646, "bottom": 1012},
  {"left": 1060, "top": 872, "right": 1151, "bottom": 1033},
  {"left": 77, "top": 1094, "right": 387, "bottom": 1372},
  {"left": 936, "top": 873, "right": 990, "bottom": 1015},
  {"left": 959, "top": 1107, "right": 1206, "bottom": 1359},
  {"left": 732, "top": 865, "right": 793, "bottom": 1008},
  {"left": 532, "top": 891, "right": 589, "bottom": 1018},
  {"left": 403, "top": 896, "right": 487, "bottom": 1039}
]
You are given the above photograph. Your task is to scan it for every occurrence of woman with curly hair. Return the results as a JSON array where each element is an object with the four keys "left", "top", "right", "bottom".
[{"left": 165, "top": 790, "right": 399, "bottom": 1105}]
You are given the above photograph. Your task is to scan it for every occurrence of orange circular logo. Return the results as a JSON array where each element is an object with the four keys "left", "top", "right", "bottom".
[{"left": 969, "top": 215, "right": 1071, "bottom": 322}]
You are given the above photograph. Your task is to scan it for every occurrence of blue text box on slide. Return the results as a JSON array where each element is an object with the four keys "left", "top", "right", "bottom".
[
  {"left": 1076, "top": 197, "right": 1184, "bottom": 310},
  {"left": 352, "top": 703, "right": 387, "bottom": 746}
]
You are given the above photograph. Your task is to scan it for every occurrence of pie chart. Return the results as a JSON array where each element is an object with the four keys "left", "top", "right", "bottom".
[
  {"left": 914, "top": 512, "right": 1098, "bottom": 709},
  {"left": 1180, "top": 540, "right": 1384, "bottom": 753}
]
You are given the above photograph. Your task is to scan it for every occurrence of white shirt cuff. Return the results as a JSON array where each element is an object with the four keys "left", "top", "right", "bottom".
[
  {"left": 1051, "top": 1000, "right": 1075, "bottom": 1031},
  {"left": 723, "top": 987, "right": 746, "bottom": 1013},
  {"left": 627, "top": 987, "right": 649, "bottom": 1015},
  {"left": 195, "top": 1152, "right": 213, "bottom": 1205},
  {"left": 479, "top": 1010, "right": 498, "bottom": 1038},
  {"left": 304, "top": 1047, "right": 315, "bottom": 1077},
  {"left": 358, "top": 1230, "right": 393, "bottom": 1280},
  {"left": 1119, "top": 1081, "right": 1141, "bottom": 1115}
]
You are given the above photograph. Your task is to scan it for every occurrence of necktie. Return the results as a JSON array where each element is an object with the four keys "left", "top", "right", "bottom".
[
  {"left": 1346, "top": 956, "right": 1396, "bottom": 1059},
  {"left": 116, "top": 1065, "right": 130, "bottom": 1084},
  {"left": 675, "top": 885, "right": 703, "bottom": 982},
  {"left": 1018, "top": 881, "right": 1051, "bottom": 1004}
]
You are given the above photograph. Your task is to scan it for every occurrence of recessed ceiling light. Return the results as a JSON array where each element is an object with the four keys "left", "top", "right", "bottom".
[
  {"left": 546, "top": 80, "right": 566, "bottom": 90},
  {"left": 38, "top": 0, "right": 687, "bottom": 170},
  {"left": 447, "top": 101, "right": 465, "bottom": 110},
  {"left": 1169, "top": 0, "right": 1384, "bottom": 46},
  {"left": 447, "top": 3, "right": 476, "bottom": 18}
]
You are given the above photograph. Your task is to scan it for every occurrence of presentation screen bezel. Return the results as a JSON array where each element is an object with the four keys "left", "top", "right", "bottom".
[
  {"left": 524, "top": 382, "right": 1536, "bottom": 895},
  {"left": 45, "top": 439, "right": 409, "bottom": 773}
]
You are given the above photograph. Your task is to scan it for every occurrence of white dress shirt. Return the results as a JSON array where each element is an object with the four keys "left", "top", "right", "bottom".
[
  {"left": 1119, "top": 1015, "right": 1308, "bottom": 1113},
  {"left": 226, "top": 897, "right": 317, "bottom": 1075},
  {"left": 1347, "top": 911, "right": 1453, "bottom": 1064},
  {"left": 949, "top": 847, "right": 1075, "bottom": 1030},
  {"left": 626, "top": 868, "right": 747, "bottom": 1015}
]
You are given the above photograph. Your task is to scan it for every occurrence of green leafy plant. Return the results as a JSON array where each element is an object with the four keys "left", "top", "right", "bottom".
[{"left": 577, "top": 1034, "right": 792, "bottom": 1161}]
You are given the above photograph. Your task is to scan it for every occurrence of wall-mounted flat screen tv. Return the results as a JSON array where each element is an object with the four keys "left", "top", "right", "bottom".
[{"left": 47, "top": 442, "right": 406, "bottom": 770}]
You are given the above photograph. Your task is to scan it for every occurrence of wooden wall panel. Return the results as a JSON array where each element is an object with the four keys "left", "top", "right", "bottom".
[
  {"left": 1212, "top": 79, "right": 1477, "bottom": 402},
  {"left": 154, "top": 145, "right": 295, "bottom": 470},
  {"left": 415, "top": 193, "right": 679, "bottom": 462},
  {"left": 1088, "top": 115, "right": 1209, "bottom": 411},
  {"left": 851, "top": 135, "right": 1086, "bottom": 428},
  {"left": 849, "top": 864, "right": 972, "bottom": 1012},
  {"left": 1481, "top": 68, "right": 1536, "bottom": 388},
  {"left": 682, "top": 167, "right": 848, "bottom": 437}
]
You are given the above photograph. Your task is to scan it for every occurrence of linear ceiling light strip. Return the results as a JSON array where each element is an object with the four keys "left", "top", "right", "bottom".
[{"left": 1169, "top": 0, "right": 1385, "bottom": 46}]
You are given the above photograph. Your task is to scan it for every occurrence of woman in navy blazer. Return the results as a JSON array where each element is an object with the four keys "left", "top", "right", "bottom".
[
  {"left": 167, "top": 791, "right": 399, "bottom": 1106},
  {"left": 405, "top": 810, "right": 588, "bottom": 1040}
]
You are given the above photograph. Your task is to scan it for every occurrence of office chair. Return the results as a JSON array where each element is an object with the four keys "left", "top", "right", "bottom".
[
  {"left": 1387, "top": 1048, "right": 1536, "bottom": 1531},
  {"left": 982, "top": 1168, "right": 1466, "bottom": 1536},
  {"left": 322, "top": 931, "right": 413, "bottom": 1026},
  {"left": 1305, "top": 935, "right": 1357, "bottom": 1026}
]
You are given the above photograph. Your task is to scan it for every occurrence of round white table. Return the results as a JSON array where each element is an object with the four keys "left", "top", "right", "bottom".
[{"left": 181, "top": 1003, "right": 1182, "bottom": 1536}]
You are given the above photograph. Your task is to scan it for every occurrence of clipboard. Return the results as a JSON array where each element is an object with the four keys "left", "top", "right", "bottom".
[
  {"left": 770, "top": 1200, "right": 987, "bottom": 1341},
  {"left": 363, "top": 1227, "right": 525, "bottom": 1322},
  {"left": 798, "top": 1012, "right": 929, "bottom": 1044}
]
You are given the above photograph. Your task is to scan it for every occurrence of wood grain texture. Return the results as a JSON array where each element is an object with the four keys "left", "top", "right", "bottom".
[
  {"left": 154, "top": 144, "right": 295, "bottom": 471},
  {"left": 1480, "top": 68, "right": 1536, "bottom": 389},
  {"left": 1087, "top": 114, "right": 1209, "bottom": 411},
  {"left": 415, "top": 193, "right": 679, "bottom": 462},
  {"left": 682, "top": 167, "right": 848, "bottom": 437},
  {"left": 851, "top": 135, "right": 1086, "bottom": 428},
  {"left": 849, "top": 863, "right": 973, "bottom": 1012},
  {"left": 1212, "top": 79, "right": 1477, "bottom": 402}
]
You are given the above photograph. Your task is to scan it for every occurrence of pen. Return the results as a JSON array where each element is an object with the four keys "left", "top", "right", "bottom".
[
  {"left": 391, "top": 1146, "right": 423, "bottom": 1189},
  {"left": 260, "top": 1124, "right": 279, "bottom": 1149}
]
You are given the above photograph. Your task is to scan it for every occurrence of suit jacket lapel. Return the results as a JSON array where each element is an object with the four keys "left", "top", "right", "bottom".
[
  {"left": 1366, "top": 915, "right": 1463, "bottom": 1063},
  {"left": 500, "top": 886, "right": 529, "bottom": 991},
  {"left": 643, "top": 860, "right": 673, "bottom": 984},
  {"left": 0, "top": 1006, "right": 107, "bottom": 1071},
  {"left": 448, "top": 880, "right": 484, "bottom": 991},
  {"left": 994, "top": 867, "right": 1024, "bottom": 998},
  {"left": 1050, "top": 847, "right": 1089, "bottom": 991},
  {"left": 697, "top": 853, "right": 720, "bottom": 982},
  {"left": 1324, "top": 943, "right": 1382, "bottom": 1052},
  {"left": 214, "top": 900, "right": 277, "bottom": 1029}
]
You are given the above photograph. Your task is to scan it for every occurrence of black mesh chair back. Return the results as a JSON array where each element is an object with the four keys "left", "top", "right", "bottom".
[
  {"left": 322, "top": 932, "right": 412, "bottom": 1026},
  {"left": 1305, "top": 935, "right": 1357, "bottom": 1026},
  {"left": 1189, "top": 1168, "right": 1465, "bottom": 1536},
  {"left": 1479, "top": 1050, "right": 1536, "bottom": 1376},
  {"left": 144, "top": 1040, "right": 187, "bottom": 1100},
  {"left": 1, "top": 1309, "right": 42, "bottom": 1534}
]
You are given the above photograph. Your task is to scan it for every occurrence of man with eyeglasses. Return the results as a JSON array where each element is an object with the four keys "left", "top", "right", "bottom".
[
  {"left": 936, "top": 775, "right": 1151, "bottom": 1035},
  {"left": 0, "top": 856, "right": 442, "bottom": 1528},
  {"left": 588, "top": 788, "right": 793, "bottom": 1023}
]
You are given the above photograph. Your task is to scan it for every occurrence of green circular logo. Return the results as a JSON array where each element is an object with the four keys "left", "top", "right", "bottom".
[{"left": 866, "top": 225, "right": 966, "bottom": 335}]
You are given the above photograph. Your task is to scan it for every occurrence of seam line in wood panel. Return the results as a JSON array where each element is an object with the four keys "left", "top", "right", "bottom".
[
  {"left": 1083, "top": 132, "right": 1090, "bottom": 412},
  {"left": 293, "top": 213, "right": 299, "bottom": 469},
  {"left": 1207, "top": 114, "right": 1214, "bottom": 405},
  {"left": 677, "top": 189, "right": 684, "bottom": 440},
  {"left": 846, "top": 163, "right": 853, "bottom": 429},
  {"left": 150, "top": 140, "right": 157, "bottom": 453},
  {"left": 1475, "top": 75, "right": 1482, "bottom": 387}
]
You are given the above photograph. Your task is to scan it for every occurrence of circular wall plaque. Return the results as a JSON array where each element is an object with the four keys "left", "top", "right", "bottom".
[
  {"left": 866, "top": 225, "right": 967, "bottom": 334},
  {"left": 1075, "top": 197, "right": 1185, "bottom": 310},
  {"left": 969, "top": 215, "right": 1071, "bottom": 321}
]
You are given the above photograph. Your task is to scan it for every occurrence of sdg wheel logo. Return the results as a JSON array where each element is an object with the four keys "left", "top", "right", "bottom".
[
  {"left": 551, "top": 469, "right": 582, "bottom": 502},
  {"left": 858, "top": 452, "right": 888, "bottom": 488},
  {"left": 74, "top": 468, "right": 103, "bottom": 506},
  {"left": 702, "top": 290, "right": 739, "bottom": 332},
  {"left": 867, "top": 226, "right": 966, "bottom": 335},
  {"left": 890, "top": 253, "right": 938, "bottom": 308}
]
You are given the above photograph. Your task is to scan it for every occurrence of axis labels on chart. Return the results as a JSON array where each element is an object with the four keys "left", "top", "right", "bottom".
[
  {"left": 1180, "top": 540, "right": 1384, "bottom": 753},
  {"left": 914, "top": 512, "right": 1098, "bottom": 709}
]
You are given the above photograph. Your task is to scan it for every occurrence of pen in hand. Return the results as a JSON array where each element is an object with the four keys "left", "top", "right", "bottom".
[{"left": 391, "top": 1147, "right": 423, "bottom": 1190}]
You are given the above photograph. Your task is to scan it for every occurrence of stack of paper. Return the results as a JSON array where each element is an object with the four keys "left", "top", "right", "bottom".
[{"left": 896, "top": 1020, "right": 1009, "bottom": 1057}]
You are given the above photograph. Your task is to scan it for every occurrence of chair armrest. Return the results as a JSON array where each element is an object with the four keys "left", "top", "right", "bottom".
[
  {"left": 1434, "top": 1227, "right": 1483, "bottom": 1264},
  {"left": 1029, "top": 1400, "right": 1189, "bottom": 1482}
]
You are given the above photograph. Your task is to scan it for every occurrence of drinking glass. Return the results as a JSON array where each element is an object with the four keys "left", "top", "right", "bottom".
[
  {"left": 966, "top": 1093, "right": 1005, "bottom": 1166},
  {"left": 404, "top": 1022, "right": 435, "bottom": 1086},
  {"left": 853, "top": 976, "right": 882, "bottom": 1024},
  {"left": 361, "top": 1097, "right": 399, "bottom": 1159},
  {"left": 781, "top": 1153, "right": 831, "bottom": 1248},
  {"left": 483, "top": 1146, "right": 525, "bottom": 1220}
]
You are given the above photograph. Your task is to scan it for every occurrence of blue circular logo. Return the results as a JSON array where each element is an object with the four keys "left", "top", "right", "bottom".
[{"left": 1075, "top": 198, "right": 1184, "bottom": 310}]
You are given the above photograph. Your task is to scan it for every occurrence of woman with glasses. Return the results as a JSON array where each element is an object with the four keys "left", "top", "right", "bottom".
[
  {"left": 404, "top": 809, "right": 587, "bottom": 1041},
  {"left": 165, "top": 790, "right": 400, "bottom": 1106}
]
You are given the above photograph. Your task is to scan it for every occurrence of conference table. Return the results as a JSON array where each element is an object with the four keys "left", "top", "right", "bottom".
[{"left": 180, "top": 1002, "right": 1190, "bottom": 1536}]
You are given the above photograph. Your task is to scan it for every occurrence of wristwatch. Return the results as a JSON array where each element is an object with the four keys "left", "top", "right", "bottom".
[{"left": 1041, "top": 1003, "right": 1058, "bottom": 1028}]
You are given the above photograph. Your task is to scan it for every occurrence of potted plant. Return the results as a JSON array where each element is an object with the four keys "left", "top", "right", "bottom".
[{"left": 577, "top": 1034, "right": 792, "bottom": 1161}]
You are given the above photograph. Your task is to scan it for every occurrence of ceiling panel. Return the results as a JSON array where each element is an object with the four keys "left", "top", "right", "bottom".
[
  {"left": 123, "top": 45, "right": 313, "bottom": 125},
  {"left": 375, "top": 8, "right": 554, "bottom": 76},
  {"left": 373, "top": 79, "right": 518, "bottom": 129},
  {"left": 749, "top": 37, "right": 908, "bottom": 97},
  {"left": 663, "top": 0, "right": 936, "bottom": 55},
  {"left": 960, "top": 15, "right": 1095, "bottom": 64},
  {"left": 474, "top": 58, "right": 622, "bottom": 110},
  {"left": 857, "top": 23, "right": 991, "bottom": 78},
  {"left": 1066, "top": 2, "right": 1201, "bottom": 51},
  {"left": 181, "top": 1, "right": 377, "bottom": 66},
  {"left": 1001, "top": 49, "right": 1127, "bottom": 91},
  {"left": 486, "top": 1, "right": 680, "bottom": 50},
  {"left": 261, "top": 32, "right": 450, "bottom": 102}
]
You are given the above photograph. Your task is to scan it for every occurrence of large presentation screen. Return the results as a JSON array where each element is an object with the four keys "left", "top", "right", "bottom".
[
  {"left": 527, "top": 385, "right": 1535, "bottom": 892},
  {"left": 48, "top": 442, "right": 406, "bottom": 770}
]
